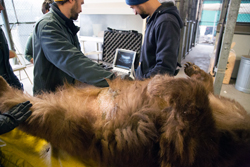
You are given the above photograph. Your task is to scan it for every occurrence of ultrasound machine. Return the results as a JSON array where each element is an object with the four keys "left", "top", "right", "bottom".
[{"left": 101, "top": 48, "right": 137, "bottom": 80}]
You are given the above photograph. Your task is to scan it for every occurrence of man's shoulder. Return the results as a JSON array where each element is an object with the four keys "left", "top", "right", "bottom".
[
  {"left": 0, "top": 27, "right": 5, "bottom": 40},
  {"left": 0, "top": 28, "right": 7, "bottom": 50},
  {"left": 35, "top": 13, "right": 63, "bottom": 33},
  {"left": 154, "top": 12, "right": 181, "bottom": 29},
  {"left": 39, "top": 13, "right": 58, "bottom": 26},
  {"left": 157, "top": 12, "right": 178, "bottom": 22}
]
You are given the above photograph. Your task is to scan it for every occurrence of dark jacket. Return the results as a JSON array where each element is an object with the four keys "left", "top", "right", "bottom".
[
  {"left": 24, "top": 33, "right": 33, "bottom": 62},
  {"left": 136, "top": 3, "right": 183, "bottom": 80},
  {"left": 33, "top": 3, "right": 114, "bottom": 95},
  {"left": 0, "top": 27, "right": 23, "bottom": 90}
]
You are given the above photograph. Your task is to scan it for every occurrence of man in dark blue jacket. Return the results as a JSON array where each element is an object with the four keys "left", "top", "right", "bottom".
[
  {"left": 126, "top": 0, "right": 183, "bottom": 80},
  {"left": 0, "top": 3, "right": 23, "bottom": 90}
]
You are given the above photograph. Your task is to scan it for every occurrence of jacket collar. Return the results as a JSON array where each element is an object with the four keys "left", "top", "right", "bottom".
[{"left": 51, "top": 3, "right": 79, "bottom": 36}]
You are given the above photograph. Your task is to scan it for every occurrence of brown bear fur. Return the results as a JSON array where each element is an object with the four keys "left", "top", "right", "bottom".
[{"left": 0, "top": 62, "right": 249, "bottom": 167}]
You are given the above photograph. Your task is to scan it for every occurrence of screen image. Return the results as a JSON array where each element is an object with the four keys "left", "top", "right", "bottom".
[{"left": 114, "top": 50, "right": 135, "bottom": 69}]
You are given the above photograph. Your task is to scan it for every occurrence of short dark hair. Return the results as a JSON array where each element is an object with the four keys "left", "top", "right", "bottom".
[{"left": 42, "top": 0, "right": 54, "bottom": 14}]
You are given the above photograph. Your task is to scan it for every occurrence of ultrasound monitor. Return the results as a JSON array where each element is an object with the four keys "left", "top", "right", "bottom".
[{"left": 113, "top": 49, "right": 136, "bottom": 70}]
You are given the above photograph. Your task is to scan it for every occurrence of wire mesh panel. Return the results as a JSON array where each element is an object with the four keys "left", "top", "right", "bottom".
[
  {"left": 2, "top": 0, "right": 44, "bottom": 23},
  {"left": 237, "top": 0, "right": 250, "bottom": 23},
  {"left": 197, "top": 0, "right": 250, "bottom": 44},
  {"left": 0, "top": 0, "right": 44, "bottom": 56}
]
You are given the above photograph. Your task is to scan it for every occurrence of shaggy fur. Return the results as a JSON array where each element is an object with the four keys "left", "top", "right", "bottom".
[{"left": 0, "top": 62, "right": 249, "bottom": 167}]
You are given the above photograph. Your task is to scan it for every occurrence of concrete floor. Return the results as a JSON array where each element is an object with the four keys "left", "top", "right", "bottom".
[{"left": 18, "top": 43, "right": 250, "bottom": 113}]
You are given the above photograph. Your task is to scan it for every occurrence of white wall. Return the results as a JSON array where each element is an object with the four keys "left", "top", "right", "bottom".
[
  {"left": 79, "top": 14, "right": 143, "bottom": 37},
  {"left": 79, "top": 1, "right": 145, "bottom": 60},
  {"left": 82, "top": 0, "right": 133, "bottom": 15}
]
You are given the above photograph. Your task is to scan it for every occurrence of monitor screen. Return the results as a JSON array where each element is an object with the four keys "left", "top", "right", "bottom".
[{"left": 114, "top": 49, "right": 136, "bottom": 70}]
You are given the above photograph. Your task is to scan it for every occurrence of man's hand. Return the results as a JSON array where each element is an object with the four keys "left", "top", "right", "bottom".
[
  {"left": 120, "top": 74, "right": 134, "bottom": 80},
  {"left": 30, "top": 58, "right": 34, "bottom": 64},
  {"left": 0, "top": 101, "right": 32, "bottom": 135},
  {"left": 111, "top": 72, "right": 134, "bottom": 81}
]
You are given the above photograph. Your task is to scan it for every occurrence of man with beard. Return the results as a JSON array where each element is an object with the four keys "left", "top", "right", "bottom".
[
  {"left": 32, "top": 0, "right": 115, "bottom": 95},
  {"left": 125, "top": 0, "right": 183, "bottom": 80}
]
